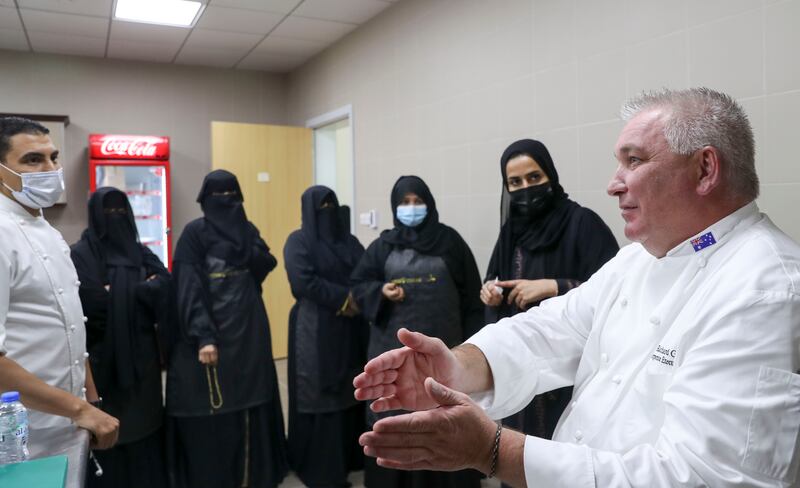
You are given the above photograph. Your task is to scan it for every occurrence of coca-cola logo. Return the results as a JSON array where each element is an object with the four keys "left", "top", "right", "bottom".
[{"left": 100, "top": 138, "right": 159, "bottom": 157}]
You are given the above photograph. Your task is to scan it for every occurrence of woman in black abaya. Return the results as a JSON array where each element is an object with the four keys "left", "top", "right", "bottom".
[
  {"left": 350, "top": 175, "right": 484, "bottom": 488},
  {"left": 71, "top": 187, "right": 169, "bottom": 488},
  {"left": 284, "top": 186, "right": 367, "bottom": 487},
  {"left": 481, "top": 139, "right": 619, "bottom": 444},
  {"left": 165, "top": 170, "right": 288, "bottom": 488}
]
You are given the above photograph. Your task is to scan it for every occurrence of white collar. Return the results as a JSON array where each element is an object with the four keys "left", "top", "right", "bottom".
[
  {"left": 666, "top": 201, "right": 760, "bottom": 258},
  {"left": 0, "top": 192, "right": 43, "bottom": 220}
]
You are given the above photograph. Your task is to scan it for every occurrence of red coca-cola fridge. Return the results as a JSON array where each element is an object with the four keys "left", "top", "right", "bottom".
[{"left": 88, "top": 134, "right": 172, "bottom": 268}]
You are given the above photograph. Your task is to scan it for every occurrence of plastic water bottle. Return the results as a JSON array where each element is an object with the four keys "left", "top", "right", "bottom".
[{"left": 0, "top": 391, "right": 29, "bottom": 464}]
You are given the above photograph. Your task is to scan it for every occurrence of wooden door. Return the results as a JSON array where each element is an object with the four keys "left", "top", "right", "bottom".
[{"left": 211, "top": 121, "right": 312, "bottom": 359}]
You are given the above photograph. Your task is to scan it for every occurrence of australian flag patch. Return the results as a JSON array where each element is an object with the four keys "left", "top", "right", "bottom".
[{"left": 691, "top": 232, "right": 716, "bottom": 252}]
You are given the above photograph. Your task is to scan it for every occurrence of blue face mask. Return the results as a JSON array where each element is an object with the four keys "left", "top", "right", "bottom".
[{"left": 396, "top": 204, "right": 427, "bottom": 227}]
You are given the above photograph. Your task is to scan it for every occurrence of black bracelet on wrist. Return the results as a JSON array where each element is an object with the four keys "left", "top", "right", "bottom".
[{"left": 489, "top": 421, "right": 502, "bottom": 478}]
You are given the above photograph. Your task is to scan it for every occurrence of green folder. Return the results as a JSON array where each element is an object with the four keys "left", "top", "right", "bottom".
[{"left": 0, "top": 455, "right": 68, "bottom": 488}]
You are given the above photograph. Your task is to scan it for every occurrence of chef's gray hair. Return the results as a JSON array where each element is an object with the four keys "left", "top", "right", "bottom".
[{"left": 621, "top": 87, "right": 759, "bottom": 200}]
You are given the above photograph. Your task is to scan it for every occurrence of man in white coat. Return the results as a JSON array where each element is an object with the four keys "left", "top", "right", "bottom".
[
  {"left": 0, "top": 116, "right": 119, "bottom": 449},
  {"left": 354, "top": 88, "right": 800, "bottom": 487}
]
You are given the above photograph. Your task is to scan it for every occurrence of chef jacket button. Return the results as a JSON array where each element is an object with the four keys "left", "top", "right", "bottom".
[
  {"left": 70, "top": 324, "right": 76, "bottom": 331},
  {"left": 649, "top": 316, "right": 660, "bottom": 326},
  {"left": 57, "top": 288, "right": 64, "bottom": 294},
  {"left": 83, "top": 316, "right": 89, "bottom": 323},
  {"left": 83, "top": 352, "right": 90, "bottom": 358},
  {"left": 81, "top": 387, "right": 87, "bottom": 394},
  {"left": 620, "top": 297, "right": 628, "bottom": 307},
  {"left": 18, "top": 220, "right": 25, "bottom": 225},
  {"left": 698, "top": 257, "right": 707, "bottom": 268},
  {"left": 600, "top": 353, "right": 609, "bottom": 363},
  {"left": 42, "top": 254, "right": 49, "bottom": 261},
  {"left": 574, "top": 430, "right": 584, "bottom": 441},
  {"left": 571, "top": 401, "right": 577, "bottom": 409},
  {"left": 74, "top": 359, "right": 80, "bottom": 365},
  {"left": 612, "top": 375, "right": 622, "bottom": 384},
  {"left": 75, "top": 280, "right": 81, "bottom": 286}
]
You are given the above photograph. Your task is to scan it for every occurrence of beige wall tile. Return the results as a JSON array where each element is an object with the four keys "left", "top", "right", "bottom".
[
  {"left": 578, "top": 121, "right": 623, "bottom": 192},
  {"left": 533, "top": 0, "right": 575, "bottom": 71},
  {"left": 688, "top": 0, "right": 762, "bottom": 26},
  {"left": 535, "top": 63, "right": 577, "bottom": 131},
  {"left": 627, "top": 32, "right": 689, "bottom": 96},
  {"left": 765, "top": 0, "right": 800, "bottom": 94},
  {"left": 574, "top": 0, "right": 628, "bottom": 58},
  {"left": 763, "top": 91, "right": 800, "bottom": 184},
  {"left": 578, "top": 49, "right": 627, "bottom": 124},
  {"left": 688, "top": 10, "right": 763, "bottom": 99},
  {"left": 624, "top": 0, "right": 686, "bottom": 41},
  {"left": 536, "top": 128, "right": 579, "bottom": 193},
  {"left": 497, "top": 75, "right": 536, "bottom": 138}
]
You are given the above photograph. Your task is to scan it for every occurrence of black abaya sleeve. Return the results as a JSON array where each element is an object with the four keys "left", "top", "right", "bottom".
[
  {"left": 446, "top": 229, "right": 486, "bottom": 338},
  {"left": 70, "top": 248, "right": 110, "bottom": 350},
  {"left": 175, "top": 262, "right": 217, "bottom": 348},
  {"left": 554, "top": 208, "right": 619, "bottom": 296},
  {"left": 248, "top": 224, "right": 278, "bottom": 286},
  {"left": 350, "top": 238, "right": 392, "bottom": 325},
  {"left": 284, "top": 232, "right": 350, "bottom": 310}
]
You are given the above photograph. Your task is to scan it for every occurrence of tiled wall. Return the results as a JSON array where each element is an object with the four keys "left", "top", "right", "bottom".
[
  {"left": 287, "top": 0, "right": 800, "bottom": 274},
  {"left": 0, "top": 50, "right": 287, "bottom": 245}
]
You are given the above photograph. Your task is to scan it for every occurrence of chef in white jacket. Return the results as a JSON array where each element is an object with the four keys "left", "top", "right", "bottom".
[
  {"left": 0, "top": 116, "right": 119, "bottom": 449},
  {"left": 354, "top": 87, "right": 800, "bottom": 488}
]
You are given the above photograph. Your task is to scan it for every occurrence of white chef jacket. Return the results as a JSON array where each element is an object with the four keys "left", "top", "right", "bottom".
[
  {"left": 467, "top": 202, "right": 800, "bottom": 487},
  {"left": 0, "top": 194, "right": 87, "bottom": 429}
]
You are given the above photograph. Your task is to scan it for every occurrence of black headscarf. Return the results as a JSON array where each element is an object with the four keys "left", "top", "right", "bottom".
[
  {"left": 380, "top": 175, "right": 451, "bottom": 255},
  {"left": 71, "top": 187, "right": 169, "bottom": 392},
  {"left": 487, "top": 139, "right": 581, "bottom": 281},
  {"left": 300, "top": 185, "right": 362, "bottom": 270},
  {"left": 195, "top": 170, "right": 255, "bottom": 266}
]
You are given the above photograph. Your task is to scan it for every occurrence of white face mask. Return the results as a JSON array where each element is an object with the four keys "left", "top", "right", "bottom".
[{"left": 1, "top": 165, "right": 65, "bottom": 209}]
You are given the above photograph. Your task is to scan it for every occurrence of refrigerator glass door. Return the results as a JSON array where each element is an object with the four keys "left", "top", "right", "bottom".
[{"left": 94, "top": 165, "right": 168, "bottom": 265}]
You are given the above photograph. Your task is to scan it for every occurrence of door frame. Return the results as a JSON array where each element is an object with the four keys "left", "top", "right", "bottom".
[{"left": 305, "top": 104, "right": 355, "bottom": 232}]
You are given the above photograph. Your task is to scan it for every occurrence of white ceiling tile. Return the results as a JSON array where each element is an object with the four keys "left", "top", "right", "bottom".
[
  {"left": 107, "top": 39, "right": 181, "bottom": 63},
  {"left": 237, "top": 50, "right": 306, "bottom": 72},
  {"left": 209, "top": 0, "right": 301, "bottom": 14},
  {"left": 20, "top": 9, "right": 108, "bottom": 38},
  {"left": 293, "top": 0, "right": 391, "bottom": 24},
  {"left": 183, "top": 28, "right": 262, "bottom": 51},
  {"left": 0, "top": 28, "right": 29, "bottom": 51},
  {"left": 174, "top": 45, "right": 240, "bottom": 68},
  {"left": 254, "top": 35, "right": 325, "bottom": 58},
  {"left": 28, "top": 31, "right": 106, "bottom": 57},
  {"left": 0, "top": 6, "right": 23, "bottom": 30},
  {"left": 109, "top": 20, "right": 190, "bottom": 44},
  {"left": 0, "top": 0, "right": 16, "bottom": 7},
  {"left": 17, "top": 0, "right": 112, "bottom": 17},
  {"left": 196, "top": 6, "right": 283, "bottom": 34},
  {"left": 271, "top": 15, "right": 356, "bottom": 43}
]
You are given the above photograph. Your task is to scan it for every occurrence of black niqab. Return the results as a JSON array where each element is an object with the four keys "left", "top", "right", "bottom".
[
  {"left": 196, "top": 170, "right": 254, "bottom": 265},
  {"left": 300, "top": 186, "right": 361, "bottom": 270}
]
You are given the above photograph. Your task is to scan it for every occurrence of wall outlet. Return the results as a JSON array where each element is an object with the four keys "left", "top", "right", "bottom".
[{"left": 359, "top": 209, "right": 378, "bottom": 229}]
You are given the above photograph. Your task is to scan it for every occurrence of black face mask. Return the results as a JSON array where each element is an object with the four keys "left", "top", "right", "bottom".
[
  {"left": 509, "top": 182, "right": 554, "bottom": 220},
  {"left": 317, "top": 206, "right": 339, "bottom": 241}
]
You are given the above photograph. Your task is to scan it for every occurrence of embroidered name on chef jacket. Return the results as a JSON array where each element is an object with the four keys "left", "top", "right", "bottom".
[
  {"left": 691, "top": 232, "right": 716, "bottom": 252},
  {"left": 651, "top": 344, "right": 678, "bottom": 367}
]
